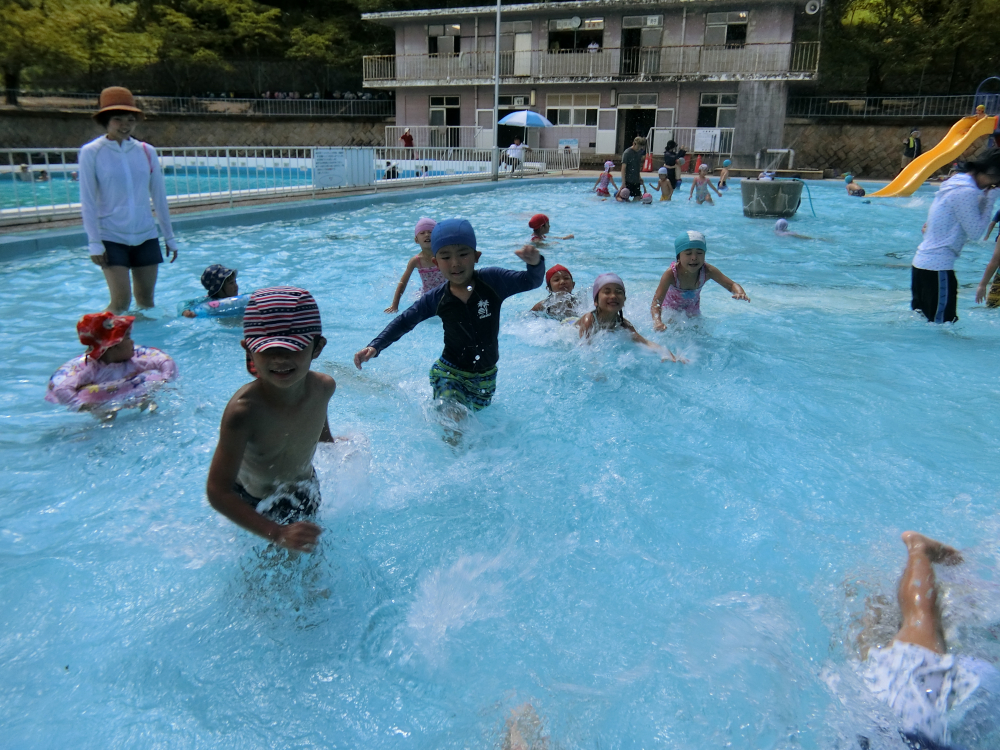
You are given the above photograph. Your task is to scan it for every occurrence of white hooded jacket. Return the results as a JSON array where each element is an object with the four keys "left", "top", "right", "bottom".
[{"left": 913, "top": 172, "right": 997, "bottom": 271}]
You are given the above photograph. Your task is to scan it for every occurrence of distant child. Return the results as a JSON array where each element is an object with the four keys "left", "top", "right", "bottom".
[
  {"left": 717, "top": 159, "right": 731, "bottom": 191},
  {"left": 593, "top": 160, "right": 618, "bottom": 197},
  {"left": 774, "top": 218, "right": 813, "bottom": 240},
  {"left": 181, "top": 264, "right": 245, "bottom": 318},
  {"left": 651, "top": 231, "right": 749, "bottom": 328},
  {"left": 354, "top": 219, "right": 543, "bottom": 413},
  {"left": 385, "top": 217, "right": 446, "bottom": 313},
  {"left": 206, "top": 287, "right": 335, "bottom": 553},
  {"left": 577, "top": 273, "right": 681, "bottom": 362},
  {"left": 689, "top": 165, "right": 722, "bottom": 205},
  {"left": 531, "top": 264, "right": 583, "bottom": 319},
  {"left": 650, "top": 166, "right": 673, "bottom": 201},
  {"left": 529, "top": 213, "right": 573, "bottom": 244},
  {"left": 46, "top": 312, "right": 177, "bottom": 413},
  {"left": 615, "top": 187, "right": 631, "bottom": 202},
  {"left": 845, "top": 174, "right": 866, "bottom": 196},
  {"left": 641, "top": 192, "right": 653, "bottom": 205}
]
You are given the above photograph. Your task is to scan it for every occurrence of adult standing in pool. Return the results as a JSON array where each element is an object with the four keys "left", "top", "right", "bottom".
[
  {"left": 911, "top": 148, "right": 1000, "bottom": 323},
  {"left": 621, "top": 136, "right": 646, "bottom": 201},
  {"left": 80, "top": 87, "right": 178, "bottom": 314}
]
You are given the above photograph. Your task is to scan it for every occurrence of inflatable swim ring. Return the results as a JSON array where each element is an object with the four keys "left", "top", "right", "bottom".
[
  {"left": 181, "top": 293, "right": 249, "bottom": 318},
  {"left": 45, "top": 346, "right": 177, "bottom": 412}
]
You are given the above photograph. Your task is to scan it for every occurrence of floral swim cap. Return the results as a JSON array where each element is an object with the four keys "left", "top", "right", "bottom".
[{"left": 77, "top": 312, "right": 134, "bottom": 360}]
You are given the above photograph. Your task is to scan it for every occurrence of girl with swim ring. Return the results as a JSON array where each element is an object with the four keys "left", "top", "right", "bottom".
[
  {"left": 46, "top": 312, "right": 177, "bottom": 414},
  {"left": 385, "top": 218, "right": 446, "bottom": 313},
  {"left": 651, "top": 231, "right": 749, "bottom": 329},
  {"left": 181, "top": 264, "right": 248, "bottom": 318},
  {"left": 593, "top": 161, "right": 618, "bottom": 197},
  {"left": 578, "top": 273, "right": 682, "bottom": 362}
]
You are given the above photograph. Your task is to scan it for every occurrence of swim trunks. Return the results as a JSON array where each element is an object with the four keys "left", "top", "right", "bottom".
[
  {"left": 234, "top": 472, "right": 321, "bottom": 525},
  {"left": 987, "top": 272, "right": 1000, "bottom": 308},
  {"left": 911, "top": 266, "right": 958, "bottom": 323},
  {"left": 863, "top": 641, "right": 979, "bottom": 746},
  {"left": 102, "top": 238, "right": 163, "bottom": 268},
  {"left": 429, "top": 358, "right": 497, "bottom": 411}
]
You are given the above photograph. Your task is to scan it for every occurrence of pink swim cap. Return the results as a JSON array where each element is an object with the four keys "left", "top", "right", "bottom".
[
  {"left": 415, "top": 217, "right": 436, "bottom": 237},
  {"left": 592, "top": 272, "right": 625, "bottom": 301}
]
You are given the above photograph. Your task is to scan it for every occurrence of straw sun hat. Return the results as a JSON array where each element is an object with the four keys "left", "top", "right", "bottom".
[{"left": 93, "top": 87, "right": 143, "bottom": 121}]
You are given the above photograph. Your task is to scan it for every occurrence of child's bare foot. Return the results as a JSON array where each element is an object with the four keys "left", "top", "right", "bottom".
[{"left": 902, "top": 531, "right": 963, "bottom": 565}]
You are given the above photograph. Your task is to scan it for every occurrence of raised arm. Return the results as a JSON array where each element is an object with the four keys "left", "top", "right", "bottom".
[
  {"left": 650, "top": 267, "right": 675, "bottom": 331},
  {"left": 706, "top": 263, "right": 750, "bottom": 301},
  {"left": 386, "top": 255, "right": 419, "bottom": 313},
  {"left": 356, "top": 288, "right": 440, "bottom": 368},
  {"left": 206, "top": 398, "right": 320, "bottom": 551},
  {"left": 976, "top": 237, "right": 1000, "bottom": 303}
]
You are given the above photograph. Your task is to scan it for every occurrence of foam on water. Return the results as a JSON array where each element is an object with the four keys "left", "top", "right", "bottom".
[{"left": 2, "top": 178, "right": 1000, "bottom": 748}]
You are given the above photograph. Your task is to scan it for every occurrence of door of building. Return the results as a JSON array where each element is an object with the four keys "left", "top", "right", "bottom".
[
  {"left": 616, "top": 108, "right": 656, "bottom": 154},
  {"left": 595, "top": 108, "right": 617, "bottom": 154},
  {"left": 514, "top": 33, "right": 532, "bottom": 76}
]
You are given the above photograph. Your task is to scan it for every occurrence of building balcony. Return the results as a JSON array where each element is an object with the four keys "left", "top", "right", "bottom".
[{"left": 363, "top": 42, "right": 819, "bottom": 86}]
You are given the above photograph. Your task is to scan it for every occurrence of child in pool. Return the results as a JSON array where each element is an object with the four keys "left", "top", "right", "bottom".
[
  {"left": 774, "top": 218, "right": 813, "bottom": 240},
  {"left": 355, "top": 219, "right": 543, "bottom": 413},
  {"left": 206, "top": 287, "right": 336, "bottom": 553},
  {"left": 592, "top": 160, "right": 618, "bottom": 197},
  {"left": 45, "top": 312, "right": 177, "bottom": 413},
  {"left": 577, "top": 273, "right": 681, "bottom": 362},
  {"left": 385, "top": 217, "right": 446, "bottom": 313},
  {"left": 531, "top": 264, "right": 584, "bottom": 319},
  {"left": 651, "top": 231, "right": 749, "bottom": 329},
  {"left": 529, "top": 213, "right": 573, "bottom": 244},
  {"left": 181, "top": 263, "right": 241, "bottom": 318},
  {"left": 689, "top": 164, "right": 722, "bottom": 205},
  {"left": 649, "top": 166, "right": 674, "bottom": 201},
  {"left": 845, "top": 174, "right": 866, "bottom": 196},
  {"left": 717, "top": 159, "right": 731, "bottom": 191},
  {"left": 614, "top": 187, "right": 631, "bottom": 202}
]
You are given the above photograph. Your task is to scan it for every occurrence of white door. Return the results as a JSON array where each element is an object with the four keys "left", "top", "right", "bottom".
[
  {"left": 514, "top": 33, "right": 532, "bottom": 76},
  {"left": 475, "top": 109, "right": 494, "bottom": 149},
  {"left": 595, "top": 108, "right": 617, "bottom": 154}
]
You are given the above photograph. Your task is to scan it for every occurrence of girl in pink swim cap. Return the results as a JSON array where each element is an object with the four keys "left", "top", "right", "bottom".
[
  {"left": 577, "top": 273, "right": 683, "bottom": 362},
  {"left": 385, "top": 217, "right": 446, "bottom": 313}
]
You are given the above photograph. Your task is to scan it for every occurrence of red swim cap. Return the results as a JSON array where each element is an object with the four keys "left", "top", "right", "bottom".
[
  {"left": 528, "top": 213, "right": 549, "bottom": 230},
  {"left": 545, "top": 264, "right": 571, "bottom": 287}
]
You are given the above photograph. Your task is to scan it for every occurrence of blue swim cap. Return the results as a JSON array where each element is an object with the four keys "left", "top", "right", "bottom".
[
  {"left": 844, "top": 174, "right": 853, "bottom": 183},
  {"left": 675, "top": 230, "right": 707, "bottom": 257},
  {"left": 722, "top": 159, "right": 732, "bottom": 168},
  {"left": 431, "top": 218, "right": 477, "bottom": 254}
]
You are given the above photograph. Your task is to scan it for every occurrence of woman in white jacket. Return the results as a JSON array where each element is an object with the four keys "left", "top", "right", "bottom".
[
  {"left": 80, "top": 87, "right": 178, "bottom": 314},
  {"left": 911, "top": 148, "right": 1000, "bottom": 323}
]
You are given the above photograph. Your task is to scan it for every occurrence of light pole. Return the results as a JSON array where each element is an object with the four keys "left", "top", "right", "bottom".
[{"left": 491, "top": 0, "right": 501, "bottom": 181}]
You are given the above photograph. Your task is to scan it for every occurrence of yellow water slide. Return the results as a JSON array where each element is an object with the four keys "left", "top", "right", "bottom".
[{"left": 871, "top": 115, "right": 997, "bottom": 198}]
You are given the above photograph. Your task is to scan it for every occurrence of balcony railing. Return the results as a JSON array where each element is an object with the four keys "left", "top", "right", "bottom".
[
  {"left": 787, "top": 95, "right": 986, "bottom": 119},
  {"left": 363, "top": 42, "right": 819, "bottom": 83}
]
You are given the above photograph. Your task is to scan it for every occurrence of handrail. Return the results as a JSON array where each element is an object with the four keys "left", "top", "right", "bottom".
[{"left": 787, "top": 95, "right": 986, "bottom": 119}]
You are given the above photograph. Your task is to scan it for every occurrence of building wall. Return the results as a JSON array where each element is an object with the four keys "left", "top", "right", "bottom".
[{"left": 731, "top": 81, "right": 788, "bottom": 167}]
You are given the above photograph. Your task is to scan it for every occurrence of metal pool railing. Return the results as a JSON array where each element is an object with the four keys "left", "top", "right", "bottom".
[
  {"left": 786, "top": 95, "right": 981, "bottom": 119},
  {"left": 0, "top": 146, "right": 582, "bottom": 225}
]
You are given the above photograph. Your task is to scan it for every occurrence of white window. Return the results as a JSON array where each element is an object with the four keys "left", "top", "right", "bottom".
[
  {"left": 616, "top": 93, "right": 658, "bottom": 107},
  {"left": 699, "top": 93, "right": 738, "bottom": 106},
  {"left": 428, "top": 23, "right": 461, "bottom": 55},
  {"left": 546, "top": 93, "right": 600, "bottom": 126},
  {"left": 704, "top": 11, "right": 748, "bottom": 47}
]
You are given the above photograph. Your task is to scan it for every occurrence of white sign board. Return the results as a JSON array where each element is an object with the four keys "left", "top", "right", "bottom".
[
  {"left": 313, "top": 148, "right": 375, "bottom": 189},
  {"left": 693, "top": 128, "right": 721, "bottom": 153}
]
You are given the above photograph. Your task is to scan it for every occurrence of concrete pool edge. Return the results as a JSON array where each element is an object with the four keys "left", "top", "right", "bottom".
[{"left": 0, "top": 176, "right": 593, "bottom": 260}]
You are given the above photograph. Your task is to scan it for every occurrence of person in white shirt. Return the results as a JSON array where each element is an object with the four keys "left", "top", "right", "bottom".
[
  {"left": 503, "top": 136, "right": 527, "bottom": 172},
  {"left": 911, "top": 148, "right": 1000, "bottom": 323},
  {"left": 80, "top": 87, "right": 178, "bottom": 314}
]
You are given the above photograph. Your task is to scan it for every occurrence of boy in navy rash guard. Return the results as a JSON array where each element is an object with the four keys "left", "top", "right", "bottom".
[{"left": 354, "top": 218, "right": 543, "bottom": 412}]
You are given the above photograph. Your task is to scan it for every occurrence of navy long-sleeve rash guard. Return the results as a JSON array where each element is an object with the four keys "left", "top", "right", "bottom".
[{"left": 368, "top": 259, "right": 545, "bottom": 372}]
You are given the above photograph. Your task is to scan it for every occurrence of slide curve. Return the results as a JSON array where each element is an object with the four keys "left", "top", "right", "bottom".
[{"left": 871, "top": 116, "right": 997, "bottom": 198}]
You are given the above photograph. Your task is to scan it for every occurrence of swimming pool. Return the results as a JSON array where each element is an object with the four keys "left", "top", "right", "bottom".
[{"left": 3, "top": 179, "right": 1000, "bottom": 748}]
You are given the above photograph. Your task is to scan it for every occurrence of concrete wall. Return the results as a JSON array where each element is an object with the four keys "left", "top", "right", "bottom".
[
  {"left": 0, "top": 110, "right": 387, "bottom": 149},
  {"left": 783, "top": 119, "right": 994, "bottom": 179},
  {"left": 731, "top": 81, "right": 788, "bottom": 168}
]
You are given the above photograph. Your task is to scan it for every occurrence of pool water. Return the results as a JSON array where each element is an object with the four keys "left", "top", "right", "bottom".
[{"left": 3, "top": 179, "right": 1000, "bottom": 748}]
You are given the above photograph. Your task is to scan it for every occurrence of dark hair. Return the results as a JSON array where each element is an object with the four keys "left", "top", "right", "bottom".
[
  {"left": 95, "top": 109, "right": 138, "bottom": 127},
  {"left": 960, "top": 147, "right": 1000, "bottom": 176},
  {"left": 666, "top": 140, "right": 677, "bottom": 150}
]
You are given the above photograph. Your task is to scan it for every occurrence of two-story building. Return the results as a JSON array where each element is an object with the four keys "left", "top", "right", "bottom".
[{"left": 361, "top": 0, "right": 820, "bottom": 167}]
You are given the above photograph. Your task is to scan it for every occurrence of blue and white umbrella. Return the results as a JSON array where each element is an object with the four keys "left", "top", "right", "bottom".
[{"left": 498, "top": 110, "right": 554, "bottom": 128}]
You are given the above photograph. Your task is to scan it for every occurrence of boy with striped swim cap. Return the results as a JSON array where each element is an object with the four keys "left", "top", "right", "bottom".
[
  {"left": 207, "top": 286, "right": 336, "bottom": 553},
  {"left": 354, "top": 218, "right": 544, "bottom": 414}
]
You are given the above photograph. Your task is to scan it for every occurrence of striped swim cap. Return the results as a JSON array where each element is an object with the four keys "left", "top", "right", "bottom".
[{"left": 243, "top": 286, "right": 322, "bottom": 352}]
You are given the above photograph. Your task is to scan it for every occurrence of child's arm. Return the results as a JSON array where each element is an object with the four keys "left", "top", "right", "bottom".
[
  {"left": 206, "top": 396, "right": 321, "bottom": 552},
  {"left": 650, "top": 267, "right": 675, "bottom": 331},
  {"left": 650, "top": 181, "right": 660, "bottom": 193},
  {"left": 575, "top": 312, "right": 595, "bottom": 338},
  {"left": 688, "top": 181, "right": 696, "bottom": 200},
  {"left": 985, "top": 221, "right": 997, "bottom": 241},
  {"left": 710, "top": 181, "right": 723, "bottom": 197},
  {"left": 477, "top": 246, "right": 545, "bottom": 300},
  {"left": 621, "top": 319, "right": 683, "bottom": 363},
  {"left": 975, "top": 237, "right": 1000, "bottom": 303},
  {"left": 705, "top": 264, "right": 750, "bottom": 301},
  {"left": 355, "top": 288, "right": 442, "bottom": 368},
  {"left": 609, "top": 175, "right": 618, "bottom": 193},
  {"left": 531, "top": 299, "right": 546, "bottom": 312},
  {"left": 385, "top": 256, "right": 419, "bottom": 313}
]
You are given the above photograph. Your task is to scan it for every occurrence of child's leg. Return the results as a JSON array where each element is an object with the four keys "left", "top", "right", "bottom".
[
  {"left": 893, "top": 531, "right": 961, "bottom": 654},
  {"left": 705, "top": 194, "right": 714, "bottom": 205}
]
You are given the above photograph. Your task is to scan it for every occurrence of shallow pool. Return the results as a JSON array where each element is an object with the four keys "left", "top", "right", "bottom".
[{"left": 3, "top": 179, "right": 1000, "bottom": 748}]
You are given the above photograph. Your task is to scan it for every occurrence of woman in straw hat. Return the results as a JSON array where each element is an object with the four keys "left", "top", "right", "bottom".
[{"left": 79, "top": 87, "right": 178, "bottom": 314}]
